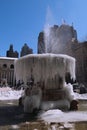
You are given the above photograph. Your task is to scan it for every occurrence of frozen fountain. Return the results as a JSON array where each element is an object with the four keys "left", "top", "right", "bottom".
[
  {"left": 14, "top": 54, "right": 75, "bottom": 87},
  {"left": 14, "top": 25, "right": 78, "bottom": 113},
  {"left": 14, "top": 53, "right": 77, "bottom": 112}
]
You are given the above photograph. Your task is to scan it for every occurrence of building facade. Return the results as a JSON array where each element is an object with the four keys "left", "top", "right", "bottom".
[
  {"left": 0, "top": 57, "right": 17, "bottom": 87},
  {"left": 0, "top": 43, "right": 33, "bottom": 87}
]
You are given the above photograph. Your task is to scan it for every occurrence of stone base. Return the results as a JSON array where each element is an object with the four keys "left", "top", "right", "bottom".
[
  {"left": 40, "top": 100, "right": 70, "bottom": 111},
  {"left": 42, "top": 88, "right": 65, "bottom": 101}
]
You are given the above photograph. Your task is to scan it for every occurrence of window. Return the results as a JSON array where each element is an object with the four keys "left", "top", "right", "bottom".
[
  {"left": 10, "top": 64, "right": 14, "bottom": 69},
  {"left": 3, "top": 64, "right": 7, "bottom": 68}
]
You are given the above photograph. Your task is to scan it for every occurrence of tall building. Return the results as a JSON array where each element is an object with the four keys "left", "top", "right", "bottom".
[
  {"left": 38, "top": 24, "right": 77, "bottom": 54},
  {"left": 38, "top": 32, "right": 45, "bottom": 54},
  {"left": 6, "top": 44, "right": 19, "bottom": 58},
  {"left": 20, "top": 43, "right": 33, "bottom": 57},
  {"left": 38, "top": 24, "right": 87, "bottom": 86}
]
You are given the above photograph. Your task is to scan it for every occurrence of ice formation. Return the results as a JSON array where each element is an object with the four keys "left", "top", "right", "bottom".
[
  {"left": 14, "top": 53, "right": 76, "bottom": 112},
  {"left": 23, "top": 84, "right": 42, "bottom": 113},
  {"left": 14, "top": 53, "right": 76, "bottom": 89}
]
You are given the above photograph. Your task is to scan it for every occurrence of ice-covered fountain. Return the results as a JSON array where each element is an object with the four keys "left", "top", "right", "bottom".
[
  {"left": 14, "top": 53, "right": 77, "bottom": 112},
  {"left": 14, "top": 54, "right": 75, "bottom": 89},
  {"left": 14, "top": 24, "right": 78, "bottom": 113}
]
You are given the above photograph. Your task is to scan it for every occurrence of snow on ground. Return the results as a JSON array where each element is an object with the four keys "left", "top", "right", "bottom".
[
  {"left": 74, "top": 92, "right": 87, "bottom": 100},
  {"left": 0, "top": 87, "right": 24, "bottom": 100},
  {"left": 0, "top": 87, "right": 87, "bottom": 124},
  {"left": 0, "top": 86, "right": 87, "bottom": 101},
  {"left": 39, "top": 109, "right": 87, "bottom": 123}
]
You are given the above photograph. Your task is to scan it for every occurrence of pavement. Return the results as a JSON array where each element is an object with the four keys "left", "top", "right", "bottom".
[{"left": 0, "top": 105, "right": 37, "bottom": 126}]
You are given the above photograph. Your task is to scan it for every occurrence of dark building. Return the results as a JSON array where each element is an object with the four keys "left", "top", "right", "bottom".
[
  {"left": 58, "top": 40, "right": 87, "bottom": 85},
  {"left": 38, "top": 32, "right": 45, "bottom": 54},
  {"left": 20, "top": 43, "right": 33, "bottom": 57},
  {"left": 73, "top": 41, "right": 87, "bottom": 85},
  {"left": 37, "top": 24, "right": 87, "bottom": 85},
  {"left": 6, "top": 44, "right": 19, "bottom": 58}
]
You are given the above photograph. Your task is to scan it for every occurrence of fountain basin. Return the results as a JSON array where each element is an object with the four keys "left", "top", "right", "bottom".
[{"left": 14, "top": 53, "right": 75, "bottom": 89}]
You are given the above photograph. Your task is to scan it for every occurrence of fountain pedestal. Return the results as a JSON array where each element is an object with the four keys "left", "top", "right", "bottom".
[{"left": 42, "top": 88, "right": 65, "bottom": 101}]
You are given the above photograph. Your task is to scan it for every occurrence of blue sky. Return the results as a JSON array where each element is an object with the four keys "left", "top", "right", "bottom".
[{"left": 0, "top": 0, "right": 87, "bottom": 56}]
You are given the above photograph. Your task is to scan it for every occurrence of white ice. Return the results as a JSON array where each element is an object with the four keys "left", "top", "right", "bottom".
[{"left": 14, "top": 53, "right": 76, "bottom": 89}]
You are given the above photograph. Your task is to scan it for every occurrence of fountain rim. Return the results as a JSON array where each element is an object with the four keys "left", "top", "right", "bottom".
[{"left": 15, "top": 53, "right": 75, "bottom": 62}]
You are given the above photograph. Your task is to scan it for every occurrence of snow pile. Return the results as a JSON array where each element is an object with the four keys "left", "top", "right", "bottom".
[
  {"left": 63, "top": 83, "right": 75, "bottom": 101},
  {"left": 74, "top": 93, "right": 87, "bottom": 100},
  {"left": 39, "top": 109, "right": 87, "bottom": 123},
  {"left": 0, "top": 87, "right": 23, "bottom": 100}
]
